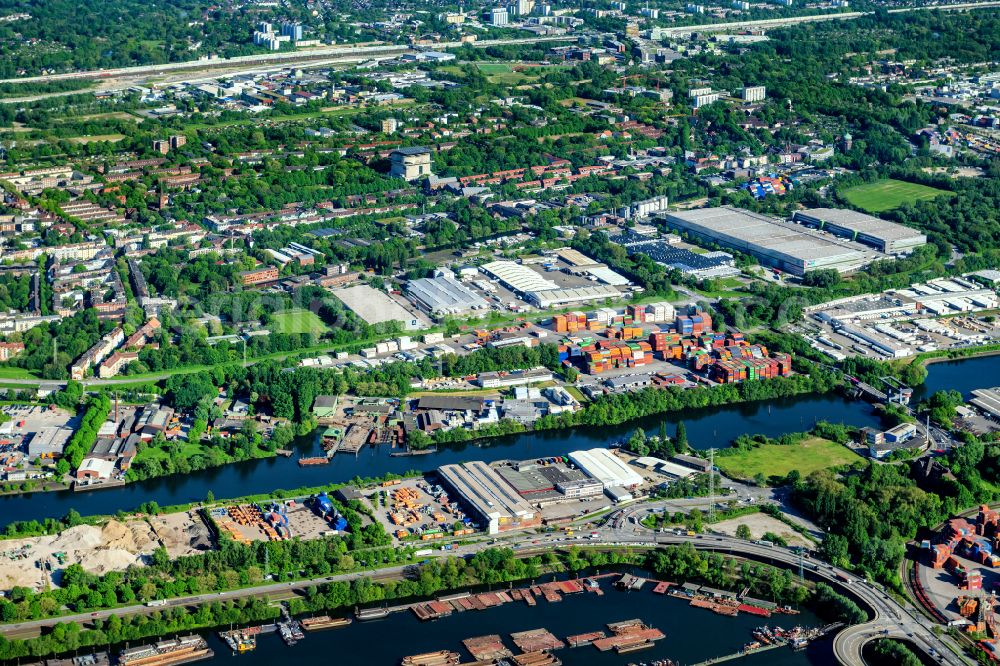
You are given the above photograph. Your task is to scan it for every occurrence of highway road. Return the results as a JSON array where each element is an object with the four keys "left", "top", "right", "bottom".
[
  {"left": 660, "top": 0, "right": 1000, "bottom": 35},
  {"left": 1, "top": 1, "right": 996, "bottom": 93},
  {"left": 0, "top": 36, "right": 577, "bottom": 96},
  {"left": 0, "top": 518, "right": 973, "bottom": 665}
]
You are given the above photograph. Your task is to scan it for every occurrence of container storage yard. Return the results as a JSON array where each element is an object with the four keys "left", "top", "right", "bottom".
[{"left": 554, "top": 306, "right": 792, "bottom": 384}]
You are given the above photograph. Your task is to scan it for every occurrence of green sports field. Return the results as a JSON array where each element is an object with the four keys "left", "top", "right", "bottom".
[
  {"left": 841, "top": 179, "right": 950, "bottom": 213},
  {"left": 271, "top": 309, "right": 330, "bottom": 335}
]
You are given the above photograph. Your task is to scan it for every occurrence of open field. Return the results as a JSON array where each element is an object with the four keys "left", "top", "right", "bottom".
[
  {"left": 715, "top": 437, "right": 862, "bottom": 481},
  {"left": 841, "top": 178, "right": 951, "bottom": 213},
  {"left": 69, "top": 134, "right": 126, "bottom": 144},
  {"left": 271, "top": 308, "right": 330, "bottom": 334},
  {"left": 711, "top": 513, "right": 811, "bottom": 548}
]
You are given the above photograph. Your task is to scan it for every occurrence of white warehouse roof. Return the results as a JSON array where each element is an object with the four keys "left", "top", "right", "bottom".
[
  {"left": 569, "top": 448, "right": 643, "bottom": 488},
  {"left": 481, "top": 260, "right": 558, "bottom": 294}
]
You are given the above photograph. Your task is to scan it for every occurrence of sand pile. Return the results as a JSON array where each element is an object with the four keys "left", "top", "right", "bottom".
[
  {"left": 100, "top": 519, "right": 158, "bottom": 551},
  {"left": 52, "top": 524, "right": 104, "bottom": 551},
  {"left": 0, "top": 519, "right": 166, "bottom": 592}
]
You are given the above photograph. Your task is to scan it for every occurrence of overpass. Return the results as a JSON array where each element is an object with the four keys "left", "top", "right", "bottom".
[{"left": 610, "top": 504, "right": 972, "bottom": 666}]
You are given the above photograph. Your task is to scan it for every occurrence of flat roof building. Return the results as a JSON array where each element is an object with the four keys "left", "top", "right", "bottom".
[
  {"left": 664, "top": 206, "right": 879, "bottom": 275},
  {"left": 27, "top": 427, "right": 72, "bottom": 459},
  {"left": 438, "top": 461, "right": 539, "bottom": 534},
  {"left": 569, "top": 448, "right": 643, "bottom": 489},
  {"left": 390, "top": 147, "right": 433, "bottom": 181},
  {"left": 481, "top": 260, "right": 558, "bottom": 294},
  {"left": 406, "top": 271, "right": 489, "bottom": 317},
  {"left": 971, "top": 387, "right": 1000, "bottom": 421},
  {"left": 334, "top": 284, "right": 426, "bottom": 330},
  {"left": 526, "top": 285, "right": 622, "bottom": 309},
  {"left": 792, "top": 208, "right": 927, "bottom": 254}
]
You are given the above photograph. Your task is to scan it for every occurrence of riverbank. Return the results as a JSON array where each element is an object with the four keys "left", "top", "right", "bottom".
[
  {"left": 0, "top": 391, "right": 885, "bottom": 529},
  {"left": 0, "top": 548, "right": 831, "bottom": 664},
  {"left": 915, "top": 344, "right": 1000, "bottom": 368}
]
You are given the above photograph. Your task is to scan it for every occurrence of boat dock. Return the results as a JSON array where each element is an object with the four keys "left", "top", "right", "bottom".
[
  {"left": 411, "top": 583, "right": 585, "bottom": 621},
  {"left": 615, "top": 574, "right": 646, "bottom": 591},
  {"left": 690, "top": 641, "right": 786, "bottom": 665}
]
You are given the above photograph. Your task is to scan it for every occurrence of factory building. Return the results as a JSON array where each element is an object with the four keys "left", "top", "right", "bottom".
[
  {"left": 664, "top": 206, "right": 877, "bottom": 275},
  {"left": 568, "top": 448, "right": 643, "bottom": 492},
  {"left": 438, "top": 461, "right": 539, "bottom": 534},
  {"left": 406, "top": 270, "right": 489, "bottom": 317},
  {"left": 792, "top": 208, "right": 927, "bottom": 254}
]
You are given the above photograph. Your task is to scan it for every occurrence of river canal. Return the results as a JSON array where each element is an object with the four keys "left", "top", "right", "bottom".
[
  {"left": 0, "top": 392, "right": 881, "bottom": 528},
  {"left": 197, "top": 577, "right": 834, "bottom": 666},
  {"left": 2, "top": 354, "right": 998, "bottom": 528}
]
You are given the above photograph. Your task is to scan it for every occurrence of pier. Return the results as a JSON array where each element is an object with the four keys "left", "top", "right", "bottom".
[{"left": 689, "top": 641, "right": 787, "bottom": 665}]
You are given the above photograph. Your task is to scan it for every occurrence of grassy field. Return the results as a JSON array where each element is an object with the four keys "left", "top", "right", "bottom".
[
  {"left": 841, "top": 179, "right": 950, "bottom": 213},
  {"left": 715, "top": 437, "right": 861, "bottom": 481},
  {"left": 441, "top": 62, "right": 545, "bottom": 85},
  {"left": 0, "top": 366, "right": 39, "bottom": 379},
  {"left": 271, "top": 309, "right": 330, "bottom": 335}
]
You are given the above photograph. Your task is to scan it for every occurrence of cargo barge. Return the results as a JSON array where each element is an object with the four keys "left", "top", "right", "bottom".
[
  {"left": 300, "top": 615, "right": 352, "bottom": 631},
  {"left": 400, "top": 650, "right": 460, "bottom": 666},
  {"left": 297, "top": 456, "right": 329, "bottom": 467},
  {"left": 119, "top": 635, "right": 213, "bottom": 666},
  {"left": 355, "top": 607, "right": 389, "bottom": 621}
]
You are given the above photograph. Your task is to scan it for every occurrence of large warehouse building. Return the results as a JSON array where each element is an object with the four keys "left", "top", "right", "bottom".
[
  {"left": 527, "top": 285, "right": 621, "bottom": 308},
  {"left": 568, "top": 448, "right": 643, "bottom": 490},
  {"left": 334, "top": 285, "right": 426, "bottom": 330},
  {"left": 664, "top": 206, "right": 879, "bottom": 275},
  {"left": 792, "top": 208, "right": 927, "bottom": 254},
  {"left": 481, "top": 260, "right": 558, "bottom": 294},
  {"left": 406, "top": 270, "right": 489, "bottom": 318},
  {"left": 438, "top": 461, "right": 540, "bottom": 534}
]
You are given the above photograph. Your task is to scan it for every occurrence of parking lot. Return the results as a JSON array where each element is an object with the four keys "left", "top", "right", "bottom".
[{"left": 0, "top": 405, "right": 78, "bottom": 478}]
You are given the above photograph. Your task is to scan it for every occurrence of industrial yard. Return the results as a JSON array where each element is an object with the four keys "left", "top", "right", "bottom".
[
  {"left": 915, "top": 506, "right": 1000, "bottom": 641},
  {"left": 0, "top": 519, "right": 161, "bottom": 591},
  {"left": 209, "top": 498, "right": 347, "bottom": 544},
  {"left": 148, "top": 510, "right": 215, "bottom": 558},
  {"left": 802, "top": 276, "right": 1000, "bottom": 359}
]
